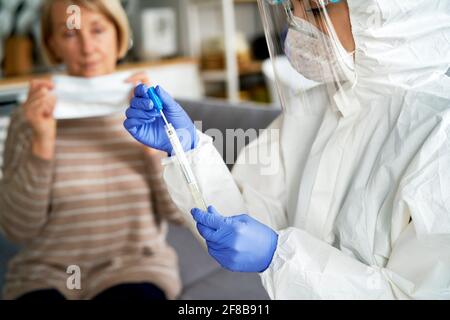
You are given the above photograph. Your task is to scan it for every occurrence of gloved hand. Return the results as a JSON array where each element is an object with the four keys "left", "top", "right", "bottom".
[
  {"left": 124, "top": 84, "right": 197, "bottom": 155},
  {"left": 191, "top": 206, "right": 278, "bottom": 273}
]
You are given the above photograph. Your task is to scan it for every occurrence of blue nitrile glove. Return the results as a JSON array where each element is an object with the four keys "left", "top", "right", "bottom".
[
  {"left": 124, "top": 84, "right": 198, "bottom": 155},
  {"left": 191, "top": 206, "right": 278, "bottom": 273}
]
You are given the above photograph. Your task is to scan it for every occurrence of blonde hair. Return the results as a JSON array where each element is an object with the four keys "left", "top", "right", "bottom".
[{"left": 41, "top": 0, "right": 131, "bottom": 64}]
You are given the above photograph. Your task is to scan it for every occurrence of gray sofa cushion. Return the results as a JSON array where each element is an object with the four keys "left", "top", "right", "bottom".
[
  {"left": 180, "top": 269, "right": 270, "bottom": 300},
  {"left": 180, "top": 99, "right": 281, "bottom": 169},
  {"left": 167, "top": 225, "right": 270, "bottom": 300}
]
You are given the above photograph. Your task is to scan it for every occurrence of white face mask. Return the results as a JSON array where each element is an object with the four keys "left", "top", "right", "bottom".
[
  {"left": 51, "top": 72, "right": 134, "bottom": 119},
  {"left": 284, "top": 16, "right": 355, "bottom": 84}
]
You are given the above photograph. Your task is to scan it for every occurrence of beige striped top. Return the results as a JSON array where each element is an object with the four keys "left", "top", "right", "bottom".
[{"left": 0, "top": 110, "right": 184, "bottom": 300}]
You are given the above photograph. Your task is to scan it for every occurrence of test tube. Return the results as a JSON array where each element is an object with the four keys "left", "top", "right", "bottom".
[{"left": 147, "top": 87, "right": 208, "bottom": 212}]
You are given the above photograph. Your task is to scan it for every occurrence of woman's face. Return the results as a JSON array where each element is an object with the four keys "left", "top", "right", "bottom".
[
  {"left": 292, "top": 0, "right": 355, "bottom": 53},
  {"left": 49, "top": 2, "right": 119, "bottom": 77}
]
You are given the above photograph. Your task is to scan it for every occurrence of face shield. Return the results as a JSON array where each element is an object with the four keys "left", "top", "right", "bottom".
[{"left": 258, "top": 0, "right": 357, "bottom": 112}]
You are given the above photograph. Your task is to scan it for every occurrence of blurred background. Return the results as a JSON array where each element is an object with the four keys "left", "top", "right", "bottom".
[
  {"left": 0, "top": 0, "right": 280, "bottom": 300},
  {"left": 0, "top": 0, "right": 277, "bottom": 105}
]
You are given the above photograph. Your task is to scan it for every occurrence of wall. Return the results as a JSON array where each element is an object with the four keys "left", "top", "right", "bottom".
[{"left": 137, "top": 0, "right": 183, "bottom": 57}]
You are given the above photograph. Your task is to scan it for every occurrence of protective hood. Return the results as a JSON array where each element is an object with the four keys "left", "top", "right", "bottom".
[{"left": 348, "top": 0, "right": 450, "bottom": 90}]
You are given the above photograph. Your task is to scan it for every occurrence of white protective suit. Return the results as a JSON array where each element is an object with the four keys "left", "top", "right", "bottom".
[{"left": 162, "top": 0, "right": 450, "bottom": 299}]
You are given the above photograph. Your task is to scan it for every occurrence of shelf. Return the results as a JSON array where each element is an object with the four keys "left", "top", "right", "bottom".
[
  {"left": 186, "top": 0, "right": 263, "bottom": 100},
  {"left": 201, "top": 60, "right": 262, "bottom": 82},
  {"left": 185, "top": 0, "right": 240, "bottom": 101}
]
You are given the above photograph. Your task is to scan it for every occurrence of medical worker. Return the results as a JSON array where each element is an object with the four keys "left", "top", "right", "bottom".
[{"left": 125, "top": 0, "right": 450, "bottom": 299}]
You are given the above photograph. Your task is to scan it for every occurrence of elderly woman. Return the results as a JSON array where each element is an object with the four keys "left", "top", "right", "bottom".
[{"left": 0, "top": 0, "right": 182, "bottom": 301}]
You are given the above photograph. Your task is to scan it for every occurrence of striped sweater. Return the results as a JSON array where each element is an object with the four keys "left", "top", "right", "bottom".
[{"left": 0, "top": 110, "right": 184, "bottom": 300}]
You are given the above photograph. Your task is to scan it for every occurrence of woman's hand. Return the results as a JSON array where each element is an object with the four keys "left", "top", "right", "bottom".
[
  {"left": 125, "top": 71, "right": 151, "bottom": 101},
  {"left": 22, "top": 79, "right": 57, "bottom": 160}
]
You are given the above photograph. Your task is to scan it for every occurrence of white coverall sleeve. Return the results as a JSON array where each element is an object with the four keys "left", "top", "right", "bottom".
[
  {"left": 261, "top": 124, "right": 450, "bottom": 300},
  {"left": 162, "top": 118, "right": 287, "bottom": 247}
]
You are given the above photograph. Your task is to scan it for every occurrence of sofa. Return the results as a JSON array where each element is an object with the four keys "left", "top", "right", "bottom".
[{"left": 0, "top": 98, "right": 281, "bottom": 300}]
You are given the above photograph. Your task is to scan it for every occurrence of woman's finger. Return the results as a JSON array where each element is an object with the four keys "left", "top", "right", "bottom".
[
  {"left": 127, "top": 73, "right": 151, "bottom": 101},
  {"left": 26, "top": 90, "right": 55, "bottom": 111},
  {"left": 28, "top": 87, "right": 51, "bottom": 102},
  {"left": 26, "top": 98, "right": 48, "bottom": 117},
  {"left": 26, "top": 95, "right": 56, "bottom": 118},
  {"left": 42, "top": 95, "right": 57, "bottom": 116},
  {"left": 27, "top": 84, "right": 54, "bottom": 104},
  {"left": 29, "top": 79, "right": 54, "bottom": 93},
  {"left": 125, "top": 72, "right": 144, "bottom": 83},
  {"left": 125, "top": 72, "right": 151, "bottom": 86}
]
